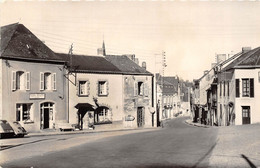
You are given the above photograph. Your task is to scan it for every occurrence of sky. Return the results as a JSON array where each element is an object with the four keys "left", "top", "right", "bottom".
[{"left": 1, "top": 1, "right": 260, "bottom": 81}]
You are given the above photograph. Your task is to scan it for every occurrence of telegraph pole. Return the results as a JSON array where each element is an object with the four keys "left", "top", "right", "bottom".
[
  {"left": 161, "top": 51, "right": 167, "bottom": 123},
  {"left": 68, "top": 43, "right": 73, "bottom": 70}
]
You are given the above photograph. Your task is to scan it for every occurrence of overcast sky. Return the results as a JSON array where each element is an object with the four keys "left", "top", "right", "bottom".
[{"left": 1, "top": 1, "right": 260, "bottom": 81}]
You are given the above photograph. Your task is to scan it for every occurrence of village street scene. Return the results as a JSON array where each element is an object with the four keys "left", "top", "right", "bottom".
[{"left": 1, "top": 1, "right": 260, "bottom": 168}]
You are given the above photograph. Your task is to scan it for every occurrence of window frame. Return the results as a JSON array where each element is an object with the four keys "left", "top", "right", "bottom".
[
  {"left": 16, "top": 103, "right": 33, "bottom": 122},
  {"left": 78, "top": 80, "right": 90, "bottom": 96},
  {"left": 138, "top": 81, "right": 144, "bottom": 96},
  {"left": 242, "top": 78, "right": 250, "bottom": 97},
  {"left": 98, "top": 80, "right": 109, "bottom": 96},
  {"left": 40, "top": 72, "right": 56, "bottom": 91}
]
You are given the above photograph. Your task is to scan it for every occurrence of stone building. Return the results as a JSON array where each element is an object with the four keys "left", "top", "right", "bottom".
[{"left": 0, "top": 23, "right": 68, "bottom": 132}]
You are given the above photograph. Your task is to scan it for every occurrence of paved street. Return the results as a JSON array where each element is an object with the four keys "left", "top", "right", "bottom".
[
  {"left": 1, "top": 117, "right": 260, "bottom": 168},
  {"left": 1, "top": 117, "right": 218, "bottom": 168}
]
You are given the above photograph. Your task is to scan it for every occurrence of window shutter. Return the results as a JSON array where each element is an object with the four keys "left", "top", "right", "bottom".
[
  {"left": 134, "top": 82, "right": 138, "bottom": 96},
  {"left": 144, "top": 83, "right": 148, "bottom": 97},
  {"left": 235, "top": 79, "right": 240, "bottom": 98},
  {"left": 76, "top": 81, "right": 79, "bottom": 96},
  {"left": 97, "top": 81, "right": 100, "bottom": 96},
  {"left": 52, "top": 73, "right": 57, "bottom": 90},
  {"left": 26, "top": 72, "right": 30, "bottom": 90},
  {"left": 87, "top": 81, "right": 90, "bottom": 96},
  {"left": 12, "top": 71, "right": 16, "bottom": 91},
  {"left": 250, "top": 78, "right": 254, "bottom": 97},
  {"left": 106, "top": 81, "right": 109, "bottom": 96},
  {"left": 40, "top": 72, "right": 44, "bottom": 90}
]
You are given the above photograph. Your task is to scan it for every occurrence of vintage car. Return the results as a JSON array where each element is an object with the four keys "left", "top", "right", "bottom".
[
  {"left": 9, "top": 121, "right": 28, "bottom": 137},
  {"left": 0, "top": 120, "right": 15, "bottom": 139}
]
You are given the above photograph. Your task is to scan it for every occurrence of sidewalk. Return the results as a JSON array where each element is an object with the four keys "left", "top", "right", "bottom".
[
  {"left": 209, "top": 123, "right": 260, "bottom": 168},
  {"left": 185, "top": 119, "right": 210, "bottom": 128},
  {"left": 25, "top": 126, "right": 159, "bottom": 137}
]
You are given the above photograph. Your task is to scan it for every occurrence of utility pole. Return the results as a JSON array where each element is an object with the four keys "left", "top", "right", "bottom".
[
  {"left": 68, "top": 43, "right": 73, "bottom": 70},
  {"left": 161, "top": 51, "right": 167, "bottom": 122}
]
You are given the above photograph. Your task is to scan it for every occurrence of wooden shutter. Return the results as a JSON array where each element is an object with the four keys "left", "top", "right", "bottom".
[
  {"left": 87, "top": 81, "right": 90, "bottom": 96},
  {"left": 26, "top": 72, "right": 30, "bottom": 90},
  {"left": 235, "top": 79, "right": 240, "bottom": 98},
  {"left": 40, "top": 72, "right": 44, "bottom": 90},
  {"left": 52, "top": 73, "right": 57, "bottom": 90},
  {"left": 250, "top": 78, "right": 254, "bottom": 97},
  {"left": 134, "top": 82, "right": 138, "bottom": 96},
  {"left": 12, "top": 71, "right": 16, "bottom": 91},
  {"left": 106, "top": 81, "right": 109, "bottom": 96},
  {"left": 76, "top": 81, "right": 79, "bottom": 96},
  {"left": 144, "top": 83, "right": 148, "bottom": 97}
]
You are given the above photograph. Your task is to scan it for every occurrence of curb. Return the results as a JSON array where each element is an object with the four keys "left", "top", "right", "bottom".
[
  {"left": 185, "top": 120, "right": 210, "bottom": 128},
  {"left": 26, "top": 127, "right": 159, "bottom": 138}
]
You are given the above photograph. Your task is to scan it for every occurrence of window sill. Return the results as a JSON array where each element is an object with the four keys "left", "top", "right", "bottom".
[
  {"left": 24, "top": 120, "right": 34, "bottom": 124},
  {"left": 94, "top": 121, "right": 112, "bottom": 125},
  {"left": 98, "top": 94, "right": 108, "bottom": 97},
  {"left": 78, "top": 95, "right": 89, "bottom": 97}
]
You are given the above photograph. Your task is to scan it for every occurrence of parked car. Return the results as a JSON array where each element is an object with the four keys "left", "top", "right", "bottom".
[
  {"left": 0, "top": 120, "right": 15, "bottom": 139},
  {"left": 9, "top": 121, "right": 28, "bottom": 137}
]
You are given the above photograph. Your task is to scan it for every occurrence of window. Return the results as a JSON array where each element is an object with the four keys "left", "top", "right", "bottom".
[
  {"left": 78, "top": 80, "right": 89, "bottom": 96},
  {"left": 227, "top": 82, "right": 230, "bottom": 97},
  {"left": 12, "top": 71, "right": 30, "bottom": 91},
  {"left": 138, "top": 82, "right": 144, "bottom": 95},
  {"left": 223, "top": 81, "right": 225, "bottom": 96},
  {"left": 219, "top": 83, "right": 222, "bottom": 97},
  {"left": 40, "top": 72, "right": 56, "bottom": 91},
  {"left": 95, "top": 107, "right": 111, "bottom": 124},
  {"left": 242, "top": 79, "right": 250, "bottom": 97},
  {"left": 16, "top": 104, "right": 32, "bottom": 121},
  {"left": 98, "top": 81, "right": 108, "bottom": 96}
]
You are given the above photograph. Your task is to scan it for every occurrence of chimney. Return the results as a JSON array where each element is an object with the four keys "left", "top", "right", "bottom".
[
  {"left": 216, "top": 54, "right": 226, "bottom": 63},
  {"left": 242, "top": 47, "right": 251, "bottom": 53},
  {"left": 125, "top": 54, "right": 135, "bottom": 61},
  {"left": 142, "top": 61, "right": 146, "bottom": 70},
  {"left": 135, "top": 58, "right": 139, "bottom": 65},
  {"left": 211, "top": 63, "right": 217, "bottom": 68}
]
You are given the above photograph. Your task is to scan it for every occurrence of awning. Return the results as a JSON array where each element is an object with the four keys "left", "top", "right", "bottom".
[{"left": 75, "top": 103, "right": 95, "bottom": 111}]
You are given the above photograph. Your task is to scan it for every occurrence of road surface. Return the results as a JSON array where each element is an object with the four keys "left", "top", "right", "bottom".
[{"left": 1, "top": 117, "right": 218, "bottom": 168}]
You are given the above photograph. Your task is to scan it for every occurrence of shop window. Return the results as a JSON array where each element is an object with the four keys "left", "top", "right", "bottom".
[{"left": 16, "top": 104, "right": 32, "bottom": 121}]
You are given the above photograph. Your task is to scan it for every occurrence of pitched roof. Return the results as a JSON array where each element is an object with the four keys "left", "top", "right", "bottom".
[
  {"left": 156, "top": 74, "right": 179, "bottom": 94},
  {"left": 105, "top": 55, "right": 153, "bottom": 75},
  {"left": 55, "top": 53, "right": 121, "bottom": 74},
  {"left": 222, "top": 47, "right": 260, "bottom": 71},
  {"left": 1, "top": 23, "right": 65, "bottom": 62}
]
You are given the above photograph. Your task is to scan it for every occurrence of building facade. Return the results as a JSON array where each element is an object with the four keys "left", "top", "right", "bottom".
[{"left": 0, "top": 23, "right": 68, "bottom": 132}]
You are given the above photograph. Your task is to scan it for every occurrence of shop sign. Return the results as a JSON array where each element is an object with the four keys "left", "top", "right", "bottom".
[
  {"left": 125, "top": 115, "right": 135, "bottom": 121},
  {"left": 30, "top": 93, "right": 45, "bottom": 100}
]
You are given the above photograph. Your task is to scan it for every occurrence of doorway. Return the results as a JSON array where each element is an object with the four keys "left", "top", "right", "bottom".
[
  {"left": 242, "top": 106, "right": 250, "bottom": 125},
  {"left": 40, "top": 102, "right": 54, "bottom": 129},
  {"left": 137, "top": 107, "right": 144, "bottom": 127}
]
